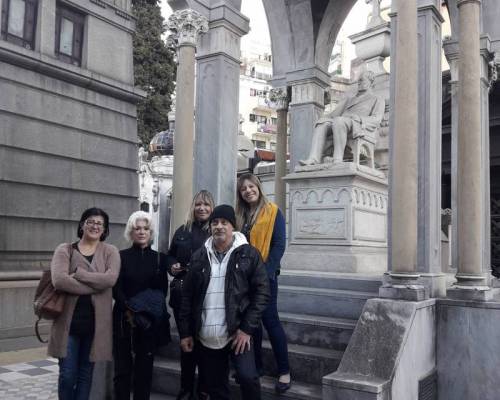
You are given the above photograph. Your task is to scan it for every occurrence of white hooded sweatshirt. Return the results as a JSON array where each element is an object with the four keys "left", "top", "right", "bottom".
[{"left": 199, "top": 231, "right": 248, "bottom": 349}]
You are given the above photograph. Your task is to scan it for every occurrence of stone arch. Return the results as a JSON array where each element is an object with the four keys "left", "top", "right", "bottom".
[{"left": 262, "top": 0, "right": 358, "bottom": 79}]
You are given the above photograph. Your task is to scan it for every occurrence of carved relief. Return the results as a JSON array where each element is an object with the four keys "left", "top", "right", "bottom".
[{"left": 296, "top": 208, "right": 346, "bottom": 238}]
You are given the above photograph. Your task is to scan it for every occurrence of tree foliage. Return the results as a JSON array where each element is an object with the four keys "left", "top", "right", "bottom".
[{"left": 132, "top": 0, "right": 176, "bottom": 145}]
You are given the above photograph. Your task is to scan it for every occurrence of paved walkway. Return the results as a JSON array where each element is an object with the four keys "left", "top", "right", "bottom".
[{"left": 0, "top": 358, "right": 58, "bottom": 399}]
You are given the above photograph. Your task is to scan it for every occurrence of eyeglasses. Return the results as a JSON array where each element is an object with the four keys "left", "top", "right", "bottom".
[{"left": 85, "top": 219, "right": 104, "bottom": 228}]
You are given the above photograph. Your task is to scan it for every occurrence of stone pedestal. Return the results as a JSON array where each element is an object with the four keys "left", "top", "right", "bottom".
[{"left": 282, "top": 163, "right": 388, "bottom": 273}]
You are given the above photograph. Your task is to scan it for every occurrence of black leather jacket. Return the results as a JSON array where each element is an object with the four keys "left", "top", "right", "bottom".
[{"left": 178, "top": 240, "right": 270, "bottom": 340}]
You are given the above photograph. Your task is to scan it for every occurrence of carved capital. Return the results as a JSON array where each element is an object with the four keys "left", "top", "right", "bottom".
[
  {"left": 488, "top": 53, "right": 499, "bottom": 92},
  {"left": 269, "top": 87, "right": 289, "bottom": 111},
  {"left": 166, "top": 9, "right": 208, "bottom": 47}
]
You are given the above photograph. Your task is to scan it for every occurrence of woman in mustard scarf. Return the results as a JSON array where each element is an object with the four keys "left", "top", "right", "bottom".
[{"left": 236, "top": 173, "right": 291, "bottom": 393}]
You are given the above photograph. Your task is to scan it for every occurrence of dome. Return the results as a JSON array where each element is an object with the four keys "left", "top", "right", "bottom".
[{"left": 149, "top": 129, "right": 174, "bottom": 157}]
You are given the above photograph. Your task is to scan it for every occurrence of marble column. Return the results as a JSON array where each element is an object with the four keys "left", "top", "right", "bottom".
[
  {"left": 270, "top": 87, "right": 289, "bottom": 214},
  {"left": 166, "top": 9, "right": 208, "bottom": 234},
  {"left": 448, "top": 0, "right": 494, "bottom": 300},
  {"left": 193, "top": 5, "right": 249, "bottom": 204},
  {"left": 380, "top": 0, "right": 426, "bottom": 300},
  {"left": 416, "top": 0, "right": 446, "bottom": 297}
]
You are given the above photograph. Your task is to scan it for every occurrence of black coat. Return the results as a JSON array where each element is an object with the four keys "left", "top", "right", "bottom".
[
  {"left": 113, "top": 245, "right": 170, "bottom": 346},
  {"left": 178, "top": 242, "right": 270, "bottom": 340},
  {"left": 167, "top": 222, "right": 210, "bottom": 311}
]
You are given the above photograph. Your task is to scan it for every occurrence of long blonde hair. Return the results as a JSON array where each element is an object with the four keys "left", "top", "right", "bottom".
[
  {"left": 236, "top": 173, "right": 269, "bottom": 230},
  {"left": 185, "top": 190, "right": 215, "bottom": 232}
]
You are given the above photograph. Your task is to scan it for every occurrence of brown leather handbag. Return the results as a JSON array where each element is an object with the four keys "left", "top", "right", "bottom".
[{"left": 33, "top": 244, "right": 73, "bottom": 343}]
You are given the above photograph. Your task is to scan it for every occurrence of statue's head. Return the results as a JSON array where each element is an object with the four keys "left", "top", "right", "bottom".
[{"left": 358, "top": 70, "right": 375, "bottom": 92}]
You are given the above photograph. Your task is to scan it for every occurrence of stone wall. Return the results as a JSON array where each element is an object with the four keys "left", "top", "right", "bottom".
[{"left": 0, "top": 0, "right": 142, "bottom": 341}]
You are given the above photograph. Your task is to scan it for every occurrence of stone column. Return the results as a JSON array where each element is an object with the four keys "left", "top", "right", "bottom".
[
  {"left": 193, "top": 5, "right": 249, "bottom": 204},
  {"left": 166, "top": 10, "right": 208, "bottom": 234},
  {"left": 416, "top": 0, "right": 446, "bottom": 297},
  {"left": 380, "top": 0, "right": 426, "bottom": 300},
  {"left": 270, "top": 87, "right": 289, "bottom": 213},
  {"left": 286, "top": 68, "right": 330, "bottom": 171},
  {"left": 448, "top": 0, "right": 495, "bottom": 300}
]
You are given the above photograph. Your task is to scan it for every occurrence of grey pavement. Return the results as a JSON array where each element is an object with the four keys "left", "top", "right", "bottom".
[{"left": 0, "top": 356, "right": 175, "bottom": 399}]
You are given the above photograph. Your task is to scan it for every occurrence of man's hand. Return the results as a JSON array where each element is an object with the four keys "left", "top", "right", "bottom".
[
  {"left": 170, "top": 263, "right": 184, "bottom": 276},
  {"left": 180, "top": 337, "right": 194, "bottom": 353},
  {"left": 231, "top": 329, "right": 251, "bottom": 355}
]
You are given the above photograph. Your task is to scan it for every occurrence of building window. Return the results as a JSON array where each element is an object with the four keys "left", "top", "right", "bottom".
[
  {"left": 271, "top": 117, "right": 277, "bottom": 125},
  {"left": 250, "top": 88, "right": 256, "bottom": 96},
  {"left": 249, "top": 114, "right": 256, "bottom": 122},
  {"left": 55, "top": 4, "right": 84, "bottom": 66},
  {"left": 1, "top": 0, "right": 38, "bottom": 49},
  {"left": 255, "top": 115, "right": 267, "bottom": 124},
  {"left": 253, "top": 140, "right": 266, "bottom": 149}
]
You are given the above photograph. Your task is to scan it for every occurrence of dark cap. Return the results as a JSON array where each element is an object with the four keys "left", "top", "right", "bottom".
[{"left": 209, "top": 204, "right": 236, "bottom": 228}]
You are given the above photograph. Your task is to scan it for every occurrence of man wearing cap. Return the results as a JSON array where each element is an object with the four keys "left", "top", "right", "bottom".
[{"left": 177, "top": 204, "right": 270, "bottom": 400}]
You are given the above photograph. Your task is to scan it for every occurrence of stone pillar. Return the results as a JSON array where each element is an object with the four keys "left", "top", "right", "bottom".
[
  {"left": 380, "top": 0, "right": 426, "bottom": 300},
  {"left": 270, "top": 87, "right": 289, "bottom": 213},
  {"left": 448, "top": 0, "right": 495, "bottom": 300},
  {"left": 286, "top": 68, "right": 330, "bottom": 171},
  {"left": 193, "top": 5, "right": 249, "bottom": 204},
  {"left": 416, "top": 0, "right": 446, "bottom": 297},
  {"left": 167, "top": 10, "right": 208, "bottom": 234}
]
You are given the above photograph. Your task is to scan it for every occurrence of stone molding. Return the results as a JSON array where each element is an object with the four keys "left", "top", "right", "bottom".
[
  {"left": 0, "top": 46, "right": 145, "bottom": 104},
  {"left": 290, "top": 187, "right": 388, "bottom": 211},
  {"left": 166, "top": 9, "right": 209, "bottom": 47},
  {"left": 456, "top": 0, "right": 481, "bottom": 7}
]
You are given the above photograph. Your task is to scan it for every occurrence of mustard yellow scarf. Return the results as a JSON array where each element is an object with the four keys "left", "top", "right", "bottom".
[{"left": 250, "top": 202, "right": 278, "bottom": 262}]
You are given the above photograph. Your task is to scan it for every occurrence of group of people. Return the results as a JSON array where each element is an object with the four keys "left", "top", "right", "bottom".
[{"left": 48, "top": 173, "right": 291, "bottom": 400}]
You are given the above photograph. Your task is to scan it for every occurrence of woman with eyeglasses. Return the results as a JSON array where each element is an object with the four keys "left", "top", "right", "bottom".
[
  {"left": 167, "top": 190, "right": 215, "bottom": 400},
  {"left": 113, "top": 211, "right": 170, "bottom": 400},
  {"left": 48, "top": 207, "right": 120, "bottom": 400}
]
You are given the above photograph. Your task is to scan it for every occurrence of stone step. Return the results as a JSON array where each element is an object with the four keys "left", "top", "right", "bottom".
[
  {"left": 278, "top": 285, "right": 376, "bottom": 320},
  {"left": 260, "top": 340, "right": 343, "bottom": 384},
  {"left": 271, "top": 312, "right": 356, "bottom": 351},
  {"left": 279, "top": 270, "right": 383, "bottom": 293},
  {"left": 152, "top": 358, "right": 322, "bottom": 400},
  {"left": 159, "top": 333, "right": 343, "bottom": 384}
]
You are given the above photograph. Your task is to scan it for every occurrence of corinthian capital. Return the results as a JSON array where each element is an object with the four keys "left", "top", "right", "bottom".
[
  {"left": 166, "top": 9, "right": 209, "bottom": 47},
  {"left": 269, "top": 87, "right": 289, "bottom": 111}
]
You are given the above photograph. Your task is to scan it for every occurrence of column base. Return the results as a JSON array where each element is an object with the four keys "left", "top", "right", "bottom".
[
  {"left": 446, "top": 285, "right": 499, "bottom": 301},
  {"left": 379, "top": 273, "right": 429, "bottom": 301},
  {"left": 419, "top": 273, "right": 447, "bottom": 298}
]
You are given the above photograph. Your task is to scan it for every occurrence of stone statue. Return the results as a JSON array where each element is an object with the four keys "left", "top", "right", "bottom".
[{"left": 299, "top": 70, "right": 385, "bottom": 166}]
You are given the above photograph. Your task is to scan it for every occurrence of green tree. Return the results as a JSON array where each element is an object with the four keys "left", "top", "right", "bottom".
[{"left": 132, "top": 0, "right": 176, "bottom": 145}]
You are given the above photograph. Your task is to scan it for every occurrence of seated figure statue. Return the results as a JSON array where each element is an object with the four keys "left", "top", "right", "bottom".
[{"left": 299, "top": 70, "right": 385, "bottom": 166}]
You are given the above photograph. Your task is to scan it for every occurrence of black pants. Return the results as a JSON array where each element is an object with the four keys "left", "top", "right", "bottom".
[
  {"left": 196, "top": 341, "right": 261, "bottom": 400},
  {"left": 113, "top": 318, "right": 156, "bottom": 400},
  {"left": 173, "top": 303, "right": 197, "bottom": 394}
]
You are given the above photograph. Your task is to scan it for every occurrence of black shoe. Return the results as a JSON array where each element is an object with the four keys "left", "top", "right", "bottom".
[{"left": 275, "top": 380, "right": 291, "bottom": 394}]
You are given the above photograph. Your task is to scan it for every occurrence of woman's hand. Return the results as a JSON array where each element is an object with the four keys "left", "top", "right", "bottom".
[{"left": 170, "top": 263, "right": 184, "bottom": 276}]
